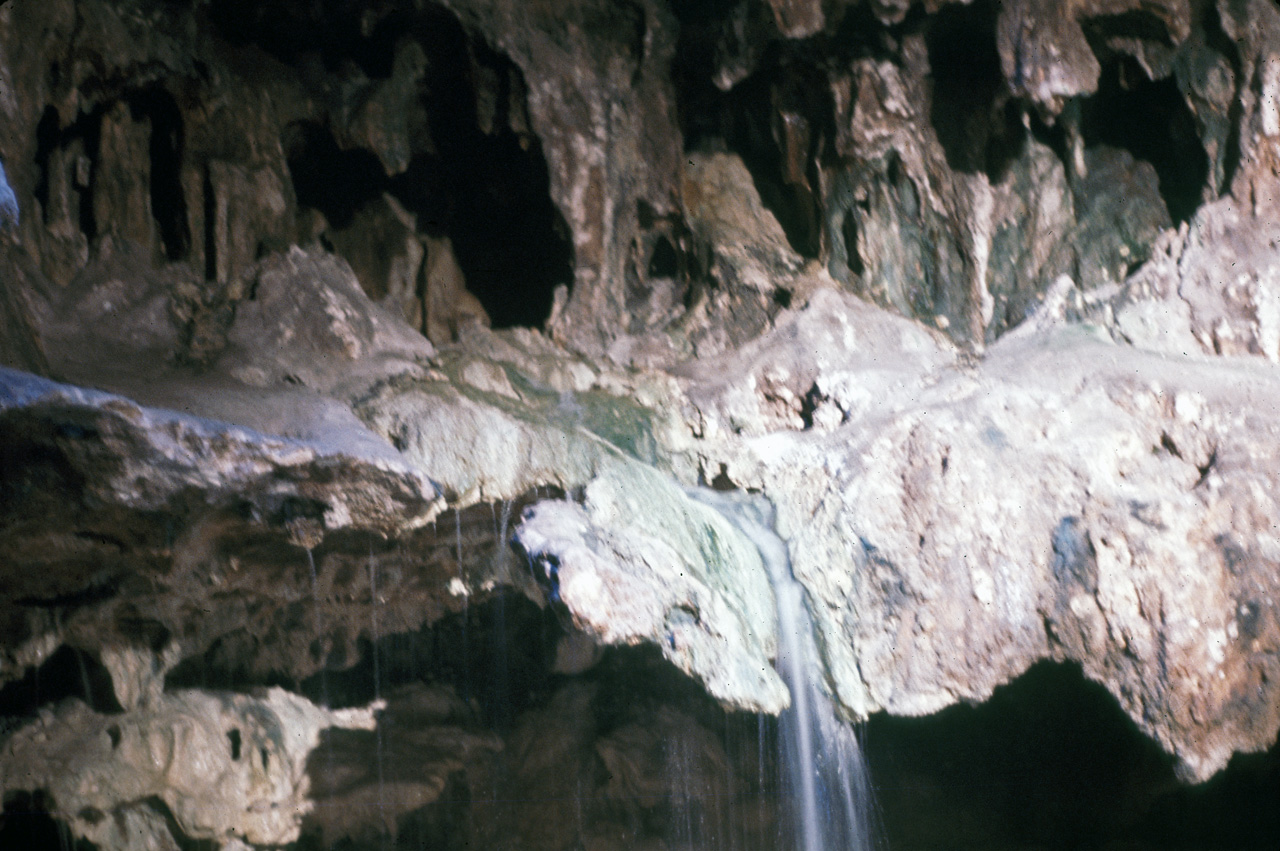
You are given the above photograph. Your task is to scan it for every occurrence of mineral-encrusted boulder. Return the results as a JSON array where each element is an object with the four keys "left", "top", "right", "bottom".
[
  {"left": 517, "top": 458, "right": 787, "bottom": 714},
  {"left": 0, "top": 688, "right": 379, "bottom": 848},
  {"left": 673, "top": 283, "right": 1280, "bottom": 782}
]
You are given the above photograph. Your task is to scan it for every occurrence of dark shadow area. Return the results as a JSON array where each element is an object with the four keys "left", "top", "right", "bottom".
[
  {"left": 672, "top": 1, "right": 837, "bottom": 261},
  {"left": 388, "top": 19, "right": 572, "bottom": 330},
  {"left": 283, "top": 122, "right": 386, "bottom": 230},
  {"left": 307, "top": 591, "right": 560, "bottom": 731},
  {"left": 680, "top": 52, "right": 832, "bottom": 260},
  {"left": 0, "top": 644, "right": 123, "bottom": 718},
  {"left": 204, "top": 0, "right": 374, "bottom": 75},
  {"left": 926, "top": 0, "right": 1026, "bottom": 179},
  {"left": 866, "top": 660, "right": 1280, "bottom": 850},
  {"left": 1080, "top": 57, "right": 1210, "bottom": 224},
  {"left": 840, "top": 207, "right": 865, "bottom": 276},
  {"left": 126, "top": 87, "right": 190, "bottom": 261},
  {"left": 33, "top": 88, "right": 190, "bottom": 259},
  {"left": 31, "top": 105, "right": 102, "bottom": 241},
  {"left": 647, "top": 233, "right": 681, "bottom": 279},
  {"left": 31, "top": 106, "right": 60, "bottom": 223},
  {"left": 167, "top": 590, "right": 562, "bottom": 733},
  {"left": 226, "top": 3, "right": 572, "bottom": 330},
  {"left": 0, "top": 791, "right": 94, "bottom": 851}
]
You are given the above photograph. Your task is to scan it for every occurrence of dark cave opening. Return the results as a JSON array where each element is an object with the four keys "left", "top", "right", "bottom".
[
  {"left": 1079, "top": 57, "right": 1210, "bottom": 224},
  {"left": 694, "top": 57, "right": 833, "bottom": 260},
  {"left": 200, "top": 163, "right": 217, "bottom": 281},
  {"left": 33, "top": 89, "right": 191, "bottom": 260},
  {"left": 647, "top": 234, "right": 681, "bottom": 279},
  {"left": 283, "top": 122, "right": 386, "bottom": 231},
  {"left": 0, "top": 791, "right": 92, "bottom": 851},
  {"left": 31, "top": 106, "right": 59, "bottom": 224},
  {"left": 865, "top": 660, "right": 1280, "bottom": 850},
  {"left": 841, "top": 208, "right": 865, "bottom": 276},
  {"left": 301, "top": 590, "right": 561, "bottom": 731},
  {"left": 255, "top": 4, "right": 573, "bottom": 331},
  {"left": 31, "top": 106, "right": 102, "bottom": 242},
  {"left": 0, "top": 644, "right": 123, "bottom": 719},
  {"left": 925, "top": 0, "right": 1026, "bottom": 180},
  {"left": 392, "top": 21, "right": 573, "bottom": 331},
  {"left": 674, "top": 6, "right": 834, "bottom": 262},
  {"left": 126, "top": 87, "right": 191, "bottom": 261}
]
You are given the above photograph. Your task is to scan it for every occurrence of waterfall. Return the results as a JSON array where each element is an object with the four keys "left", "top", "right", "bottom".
[{"left": 693, "top": 490, "right": 879, "bottom": 851}]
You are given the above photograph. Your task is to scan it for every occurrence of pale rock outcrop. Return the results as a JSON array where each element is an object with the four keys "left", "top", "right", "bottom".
[
  {"left": 1115, "top": 198, "right": 1280, "bottom": 361},
  {"left": 517, "top": 458, "right": 787, "bottom": 713},
  {"left": 0, "top": 688, "right": 379, "bottom": 847},
  {"left": 524, "top": 274, "right": 1280, "bottom": 781},
  {"left": 675, "top": 285, "right": 1280, "bottom": 782}
]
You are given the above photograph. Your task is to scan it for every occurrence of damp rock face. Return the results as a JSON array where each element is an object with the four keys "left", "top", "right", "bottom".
[
  {"left": 1, "top": 0, "right": 1280, "bottom": 847},
  {"left": 517, "top": 457, "right": 788, "bottom": 714},
  {"left": 678, "top": 284, "right": 1280, "bottom": 783},
  {"left": 0, "top": 687, "right": 379, "bottom": 848}
]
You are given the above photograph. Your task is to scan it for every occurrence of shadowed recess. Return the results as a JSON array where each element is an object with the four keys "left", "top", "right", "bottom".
[
  {"left": 926, "top": 0, "right": 1026, "bottom": 180},
  {"left": 865, "top": 661, "right": 1280, "bottom": 850},
  {"left": 241, "top": 3, "right": 573, "bottom": 330},
  {"left": 1080, "top": 57, "right": 1210, "bottom": 224},
  {"left": 0, "top": 644, "right": 124, "bottom": 718},
  {"left": 0, "top": 791, "right": 95, "bottom": 851}
]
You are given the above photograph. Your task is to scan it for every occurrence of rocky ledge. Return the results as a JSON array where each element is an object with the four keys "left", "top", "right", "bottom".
[{"left": 2, "top": 0, "right": 1280, "bottom": 848}]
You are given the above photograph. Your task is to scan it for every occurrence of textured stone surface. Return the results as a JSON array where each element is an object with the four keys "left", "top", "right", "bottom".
[
  {"left": 517, "top": 458, "right": 787, "bottom": 713},
  {"left": 441, "top": 0, "right": 685, "bottom": 356},
  {"left": 0, "top": 687, "right": 379, "bottom": 847},
  {"left": 2, "top": 0, "right": 1280, "bottom": 846},
  {"left": 677, "top": 288, "right": 1280, "bottom": 782},
  {"left": 304, "top": 683, "right": 501, "bottom": 847},
  {"left": 1115, "top": 197, "right": 1280, "bottom": 360}
]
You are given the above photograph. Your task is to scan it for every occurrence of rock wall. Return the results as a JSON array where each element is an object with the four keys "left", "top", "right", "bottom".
[{"left": 1, "top": 0, "right": 1280, "bottom": 848}]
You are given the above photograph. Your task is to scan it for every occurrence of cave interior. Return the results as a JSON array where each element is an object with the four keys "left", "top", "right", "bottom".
[{"left": 1, "top": 0, "right": 1278, "bottom": 849}]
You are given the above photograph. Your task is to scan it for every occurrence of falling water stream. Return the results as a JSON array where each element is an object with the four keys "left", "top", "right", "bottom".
[{"left": 692, "top": 490, "right": 879, "bottom": 851}]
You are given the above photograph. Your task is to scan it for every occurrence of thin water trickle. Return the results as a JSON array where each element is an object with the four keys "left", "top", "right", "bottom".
[
  {"left": 455, "top": 509, "right": 470, "bottom": 700},
  {"left": 455, "top": 508, "right": 464, "bottom": 573},
  {"left": 496, "top": 498, "right": 513, "bottom": 574},
  {"left": 306, "top": 547, "right": 337, "bottom": 786},
  {"left": 305, "top": 549, "right": 330, "bottom": 703},
  {"left": 368, "top": 548, "right": 387, "bottom": 850},
  {"left": 693, "top": 490, "right": 879, "bottom": 851}
]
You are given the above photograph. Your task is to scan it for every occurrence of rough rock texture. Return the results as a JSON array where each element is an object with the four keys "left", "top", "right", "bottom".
[
  {"left": 440, "top": 0, "right": 686, "bottom": 355},
  {"left": 304, "top": 683, "right": 501, "bottom": 847},
  {"left": 1116, "top": 196, "right": 1280, "bottom": 360},
  {"left": 679, "top": 285, "right": 1280, "bottom": 781},
  {"left": 518, "top": 459, "right": 786, "bottom": 713},
  {"left": 2, "top": 0, "right": 1280, "bottom": 846},
  {"left": 0, "top": 687, "right": 379, "bottom": 847}
]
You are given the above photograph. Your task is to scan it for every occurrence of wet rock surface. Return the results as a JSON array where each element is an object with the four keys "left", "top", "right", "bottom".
[
  {"left": 1, "top": 0, "right": 1280, "bottom": 848},
  {"left": 1, "top": 686, "right": 380, "bottom": 848}
]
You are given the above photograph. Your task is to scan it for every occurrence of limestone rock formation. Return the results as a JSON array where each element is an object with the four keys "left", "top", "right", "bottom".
[
  {"left": 0, "top": 687, "right": 379, "bottom": 848},
  {"left": 1, "top": 0, "right": 1280, "bottom": 847},
  {"left": 517, "top": 458, "right": 787, "bottom": 713}
]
